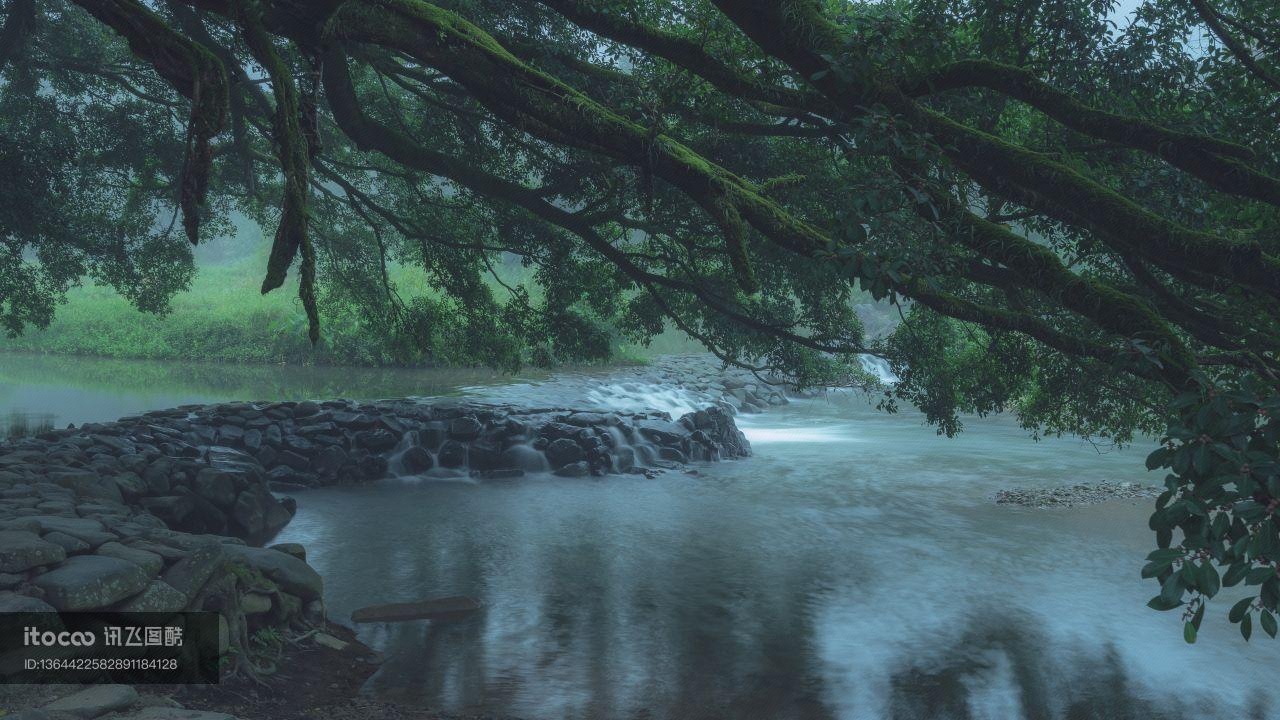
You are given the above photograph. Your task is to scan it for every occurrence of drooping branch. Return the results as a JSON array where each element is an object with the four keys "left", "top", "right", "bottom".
[
  {"left": 70, "top": 0, "right": 229, "bottom": 244},
  {"left": 708, "top": 0, "right": 1280, "bottom": 302},
  {"left": 907, "top": 58, "right": 1280, "bottom": 207},
  {"left": 235, "top": 2, "right": 318, "bottom": 342},
  {"left": 533, "top": 0, "right": 825, "bottom": 115},
  {"left": 320, "top": 46, "right": 869, "bottom": 357}
]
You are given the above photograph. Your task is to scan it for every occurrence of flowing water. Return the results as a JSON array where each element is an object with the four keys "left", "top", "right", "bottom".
[{"left": 3, "top": 353, "right": 1277, "bottom": 719}]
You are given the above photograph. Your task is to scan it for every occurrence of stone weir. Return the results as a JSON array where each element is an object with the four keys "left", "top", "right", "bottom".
[{"left": 0, "top": 397, "right": 749, "bottom": 659}]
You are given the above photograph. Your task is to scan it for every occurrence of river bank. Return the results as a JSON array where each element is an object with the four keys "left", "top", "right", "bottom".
[
  {"left": 0, "top": 356, "right": 772, "bottom": 719},
  {"left": 2, "top": 353, "right": 1265, "bottom": 720}
]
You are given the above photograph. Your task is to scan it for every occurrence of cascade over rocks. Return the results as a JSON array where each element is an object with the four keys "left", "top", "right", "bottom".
[{"left": 0, "top": 356, "right": 769, "bottom": 707}]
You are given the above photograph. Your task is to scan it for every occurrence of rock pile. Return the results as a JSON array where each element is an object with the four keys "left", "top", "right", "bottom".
[
  {"left": 89, "top": 398, "right": 752, "bottom": 490},
  {"left": 0, "top": 394, "right": 750, "bottom": 642}
]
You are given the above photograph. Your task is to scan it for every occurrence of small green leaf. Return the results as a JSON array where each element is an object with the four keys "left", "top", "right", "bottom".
[
  {"left": 1230, "top": 596, "right": 1254, "bottom": 622},
  {"left": 1200, "top": 563, "right": 1221, "bottom": 597},
  {"left": 1183, "top": 621, "right": 1197, "bottom": 644},
  {"left": 1242, "top": 612, "right": 1253, "bottom": 641},
  {"left": 1262, "top": 610, "right": 1278, "bottom": 639},
  {"left": 1246, "top": 567, "right": 1274, "bottom": 585},
  {"left": 1224, "top": 562, "right": 1250, "bottom": 587}
]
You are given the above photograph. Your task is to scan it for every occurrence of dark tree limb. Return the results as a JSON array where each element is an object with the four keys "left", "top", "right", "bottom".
[{"left": 70, "top": 0, "right": 229, "bottom": 244}]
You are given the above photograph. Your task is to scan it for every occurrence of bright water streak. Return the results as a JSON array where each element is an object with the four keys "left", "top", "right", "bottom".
[{"left": 277, "top": 389, "right": 1280, "bottom": 720}]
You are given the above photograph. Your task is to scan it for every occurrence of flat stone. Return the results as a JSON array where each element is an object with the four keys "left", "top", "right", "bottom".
[
  {"left": 241, "top": 592, "right": 272, "bottom": 614},
  {"left": 91, "top": 434, "right": 137, "bottom": 454},
  {"left": 115, "top": 579, "right": 188, "bottom": 612},
  {"left": 223, "top": 544, "right": 322, "bottom": 600},
  {"left": 96, "top": 542, "right": 163, "bottom": 576},
  {"left": 313, "top": 632, "right": 348, "bottom": 650},
  {"left": 139, "top": 495, "right": 197, "bottom": 527},
  {"left": 0, "top": 530, "right": 66, "bottom": 572},
  {"left": 44, "top": 684, "right": 138, "bottom": 718},
  {"left": 41, "top": 531, "right": 90, "bottom": 554},
  {"left": 269, "top": 543, "right": 306, "bottom": 562},
  {"left": 161, "top": 543, "right": 224, "bottom": 600},
  {"left": 31, "top": 555, "right": 152, "bottom": 610},
  {"left": 25, "top": 516, "right": 116, "bottom": 547},
  {"left": 0, "top": 591, "right": 57, "bottom": 612}
]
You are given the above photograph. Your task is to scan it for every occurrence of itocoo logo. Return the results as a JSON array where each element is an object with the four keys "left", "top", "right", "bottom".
[{"left": 23, "top": 627, "right": 97, "bottom": 647}]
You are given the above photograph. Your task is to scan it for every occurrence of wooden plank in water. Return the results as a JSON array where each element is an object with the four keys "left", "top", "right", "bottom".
[{"left": 350, "top": 596, "right": 482, "bottom": 623}]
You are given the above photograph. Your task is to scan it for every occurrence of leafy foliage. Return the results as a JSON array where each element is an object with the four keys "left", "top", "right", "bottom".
[{"left": 2, "top": 0, "right": 1279, "bottom": 636}]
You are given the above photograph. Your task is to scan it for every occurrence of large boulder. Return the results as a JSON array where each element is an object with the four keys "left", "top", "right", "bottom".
[
  {"left": 194, "top": 469, "right": 237, "bottom": 507},
  {"left": 0, "top": 591, "right": 57, "bottom": 612},
  {"left": 115, "top": 579, "right": 188, "bottom": 612},
  {"left": 30, "top": 555, "right": 153, "bottom": 610},
  {"left": 95, "top": 542, "right": 163, "bottom": 576},
  {"left": 545, "top": 438, "right": 584, "bottom": 469},
  {"left": 161, "top": 543, "right": 225, "bottom": 601},
  {"left": 0, "top": 530, "right": 66, "bottom": 572},
  {"left": 223, "top": 545, "right": 322, "bottom": 601},
  {"left": 43, "top": 685, "right": 139, "bottom": 719}
]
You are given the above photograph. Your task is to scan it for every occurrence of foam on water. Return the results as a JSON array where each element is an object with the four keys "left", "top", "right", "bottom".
[
  {"left": 582, "top": 381, "right": 713, "bottom": 418},
  {"left": 858, "top": 354, "right": 898, "bottom": 385}
]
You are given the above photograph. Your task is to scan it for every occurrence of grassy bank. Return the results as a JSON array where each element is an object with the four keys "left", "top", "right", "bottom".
[
  {"left": 0, "top": 258, "right": 702, "bottom": 368},
  {"left": 0, "top": 261, "right": 391, "bottom": 365}
]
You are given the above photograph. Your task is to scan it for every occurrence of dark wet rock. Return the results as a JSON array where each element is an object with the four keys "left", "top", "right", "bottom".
[
  {"left": 42, "top": 531, "right": 90, "bottom": 554},
  {"left": 31, "top": 555, "right": 153, "bottom": 610},
  {"left": 0, "top": 591, "right": 57, "bottom": 612},
  {"left": 311, "top": 445, "right": 347, "bottom": 477},
  {"left": 194, "top": 469, "right": 237, "bottom": 507},
  {"left": 292, "top": 400, "right": 320, "bottom": 419},
  {"left": 269, "top": 542, "right": 306, "bottom": 562},
  {"left": 161, "top": 543, "right": 224, "bottom": 601},
  {"left": 437, "top": 440, "right": 467, "bottom": 468},
  {"left": 0, "top": 530, "right": 66, "bottom": 572},
  {"left": 274, "top": 449, "right": 311, "bottom": 472},
  {"left": 449, "top": 416, "right": 483, "bottom": 441},
  {"left": 354, "top": 429, "right": 397, "bottom": 452},
  {"left": 115, "top": 579, "right": 186, "bottom": 612},
  {"left": 545, "top": 438, "right": 584, "bottom": 469},
  {"left": 27, "top": 517, "right": 116, "bottom": 547},
  {"left": 635, "top": 419, "right": 687, "bottom": 446},
  {"left": 400, "top": 446, "right": 433, "bottom": 474},
  {"left": 140, "top": 496, "right": 197, "bottom": 527},
  {"left": 43, "top": 684, "right": 138, "bottom": 718},
  {"left": 224, "top": 545, "right": 322, "bottom": 601},
  {"left": 242, "top": 428, "right": 263, "bottom": 451},
  {"left": 96, "top": 541, "right": 163, "bottom": 576},
  {"left": 554, "top": 461, "right": 591, "bottom": 477}
]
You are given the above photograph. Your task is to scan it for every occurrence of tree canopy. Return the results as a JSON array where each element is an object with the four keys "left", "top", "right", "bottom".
[{"left": 2, "top": 0, "right": 1279, "bottom": 640}]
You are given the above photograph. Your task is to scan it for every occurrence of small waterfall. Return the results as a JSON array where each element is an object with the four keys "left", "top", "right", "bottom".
[
  {"left": 385, "top": 430, "right": 418, "bottom": 477},
  {"left": 858, "top": 355, "right": 898, "bottom": 385},
  {"left": 583, "top": 382, "right": 713, "bottom": 418}
]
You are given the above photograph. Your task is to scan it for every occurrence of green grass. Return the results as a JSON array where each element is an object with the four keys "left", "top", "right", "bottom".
[
  {"left": 3, "top": 264, "right": 311, "bottom": 364},
  {"left": 0, "top": 256, "right": 704, "bottom": 368}
]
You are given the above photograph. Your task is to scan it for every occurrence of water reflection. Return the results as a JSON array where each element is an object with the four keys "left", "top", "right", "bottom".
[{"left": 276, "top": 395, "right": 1280, "bottom": 720}]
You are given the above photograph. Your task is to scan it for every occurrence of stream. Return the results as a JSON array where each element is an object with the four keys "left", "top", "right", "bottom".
[{"left": 3, "top": 352, "right": 1276, "bottom": 720}]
